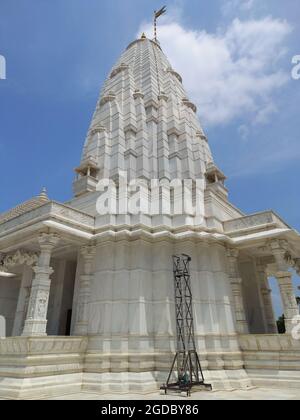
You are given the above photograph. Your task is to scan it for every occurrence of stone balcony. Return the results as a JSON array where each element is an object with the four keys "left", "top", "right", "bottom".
[
  {"left": 223, "top": 211, "right": 291, "bottom": 237},
  {"left": 73, "top": 175, "right": 98, "bottom": 198}
]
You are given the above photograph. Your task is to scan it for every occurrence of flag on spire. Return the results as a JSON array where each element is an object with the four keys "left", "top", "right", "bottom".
[
  {"left": 154, "top": 6, "right": 167, "bottom": 19},
  {"left": 154, "top": 6, "right": 167, "bottom": 41}
]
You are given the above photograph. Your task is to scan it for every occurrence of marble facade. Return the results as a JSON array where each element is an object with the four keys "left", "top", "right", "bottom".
[{"left": 0, "top": 35, "right": 300, "bottom": 399}]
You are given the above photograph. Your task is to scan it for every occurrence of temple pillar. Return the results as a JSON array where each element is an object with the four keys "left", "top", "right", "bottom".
[
  {"left": 275, "top": 272, "right": 299, "bottom": 333},
  {"left": 256, "top": 262, "right": 277, "bottom": 333},
  {"left": 270, "top": 240, "right": 299, "bottom": 334},
  {"left": 227, "top": 249, "right": 249, "bottom": 334},
  {"left": 73, "top": 245, "right": 96, "bottom": 336},
  {"left": 22, "top": 233, "right": 60, "bottom": 336},
  {"left": 12, "top": 265, "right": 33, "bottom": 336}
]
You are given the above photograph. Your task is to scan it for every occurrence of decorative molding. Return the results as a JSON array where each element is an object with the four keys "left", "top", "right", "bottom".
[
  {"left": 167, "top": 127, "right": 181, "bottom": 137},
  {"left": 166, "top": 67, "right": 182, "bottom": 83},
  {"left": 90, "top": 125, "right": 106, "bottom": 136},
  {"left": 124, "top": 149, "right": 138, "bottom": 159},
  {"left": 182, "top": 98, "right": 197, "bottom": 113},
  {"left": 196, "top": 131, "right": 208, "bottom": 142},
  {"left": 169, "top": 151, "right": 182, "bottom": 160},
  {"left": 133, "top": 89, "right": 144, "bottom": 100},
  {"left": 158, "top": 92, "right": 168, "bottom": 102},
  {"left": 110, "top": 63, "right": 129, "bottom": 79},
  {"left": 1, "top": 250, "right": 38, "bottom": 270},
  {"left": 124, "top": 123, "right": 138, "bottom": 135},
  {"left": 100, "top": 91, "right": 117, "bottom": 106}
]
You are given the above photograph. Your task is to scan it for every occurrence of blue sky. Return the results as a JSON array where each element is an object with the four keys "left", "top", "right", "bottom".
[{"left": 0, "top": 0, "right": 299, "bottom": 316}]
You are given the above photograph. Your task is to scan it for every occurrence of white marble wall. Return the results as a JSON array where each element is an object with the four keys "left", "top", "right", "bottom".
[{"left": 82, "top": 239, "right": 240, "bottom": 365}]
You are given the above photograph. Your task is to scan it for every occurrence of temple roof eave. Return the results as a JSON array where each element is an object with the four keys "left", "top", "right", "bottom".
[{"left": 0, "top": 199, "right": 299, "bottom": 258}]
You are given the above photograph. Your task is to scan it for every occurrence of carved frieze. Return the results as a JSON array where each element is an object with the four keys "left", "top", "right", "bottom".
[{"left": 1, "top": 250, "right": 38, "bottom": 271}]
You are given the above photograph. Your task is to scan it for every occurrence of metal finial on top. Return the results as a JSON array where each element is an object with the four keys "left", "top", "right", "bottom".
[
  {"left": 39, "top": 187, "right": 48, "bottom": 201},
  {"left": 154, "top": 6, "right": 167, "bottom": 42}
]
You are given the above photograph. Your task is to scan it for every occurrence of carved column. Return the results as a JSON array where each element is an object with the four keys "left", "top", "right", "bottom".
[
  {"left": 22, "top": 233, "right": 60, "bottom": 336},
  {"left": 73, "top": 245, "right": 96, "bottom": 336},
  {"left": 270, "top": 240, "right": 299, "bottom": 334},
  {"left": 12, "top": 265, "right": 33, "bottom": 336},
  {"left": 227, "top": 249, "right": 249, "bottom": 334},
  {"left": 256, "top": 262, "right": 277, "bottom": 333}
]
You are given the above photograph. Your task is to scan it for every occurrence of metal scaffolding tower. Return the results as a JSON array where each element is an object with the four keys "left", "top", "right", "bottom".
[{"left": 161, "top": 255, "right": 212, "bottom": 396}]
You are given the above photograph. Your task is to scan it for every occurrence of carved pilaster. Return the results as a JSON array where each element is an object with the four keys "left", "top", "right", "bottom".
[
  {"left": 269, "top": 239, "right": 290, "bottom": 272},
  {"left": 276, "top": 272, "right": 299, "bottom": 333},
  {"left": 74, "top": 245, "right": 96, "bottom": 336},
  {"left": 22, "top": 233, "right": 60, "bottom": 337},
  {"left": 227, "top": 248, "right": 249, "bottom": 334},
  {"left": 269, "top": 240, "right": 299, "bottom": 334},
  {"left": 256, "top": 262, "right": 277, "bottom": 334}
]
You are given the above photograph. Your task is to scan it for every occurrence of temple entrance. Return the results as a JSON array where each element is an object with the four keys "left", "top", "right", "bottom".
[{"left": 46, "top": 258, "right": 77, "bottom": 336}]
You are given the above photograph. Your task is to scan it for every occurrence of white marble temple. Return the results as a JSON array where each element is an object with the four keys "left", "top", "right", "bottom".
[{"left": 0, "top": 34, "right": 300, "bottom": 399}]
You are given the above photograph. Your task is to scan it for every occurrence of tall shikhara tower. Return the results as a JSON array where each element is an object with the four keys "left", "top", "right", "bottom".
[{"left": 0, "top": 34, "right": 300, "bottom": 399}]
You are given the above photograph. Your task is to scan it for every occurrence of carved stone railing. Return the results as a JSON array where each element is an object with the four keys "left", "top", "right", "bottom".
[
  {"left": 0, "top": 201, "right": 95, "bottom": 236},
  {"left": 223, "top": 211, "right": 290, "bottom": 234},
  {"left": 239, "top": 333, "right": 300, "bottom": 352},
  {"left": 0, "top": 336, "right": 88, "bottom": 355},
  {"left": 239, "top": 334, "right": 300, "bottom": 373}
]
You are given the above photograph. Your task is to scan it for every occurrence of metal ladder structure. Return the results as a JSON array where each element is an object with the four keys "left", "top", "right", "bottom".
[{"left": 161, "top": 254, "right": 212, "bottom": 396}]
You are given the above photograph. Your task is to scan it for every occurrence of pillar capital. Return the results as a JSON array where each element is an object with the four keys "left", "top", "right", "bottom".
[
  {"left": 269, "top": 239, "right": 291, "bottom": 273},
  {"left": 256, "top": 259, "right": 267, "bottom": 273},
  {"left": 226, "top": 248, "right": 239, "bottom": 260},
  {"left": 275, "top": 271, "right": 298, "bottom": 334},
  {"left": 226, "top": 248, "right": 248, "bottom": 334},
  {"left": 275, "top": 271, "right": 293, "bottom": 280},
  {"left": 80, "top": 245, "right": 96, "bottom": 260},
  {"left": 38, "top": 232, "right": 60, "bottom": 249}
]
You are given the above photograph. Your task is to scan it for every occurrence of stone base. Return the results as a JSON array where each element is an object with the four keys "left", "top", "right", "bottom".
[
  {"left": 1, "top": 335, "right": 300, "bottom": 399},
  {"left": 0, "top": 373, "right": 83, "bottom": 400},
  {"left": 239, "top": 334, "right": 300, "bottom": 390},
  {"left": 246, "top": 370, "right": 300, "bottom": 390},
  {"left": 0, "top": 336, "right": 88, "bottom": 400},
  {"left": 81, "top": 370, "right": 252, "bottom": 395}
]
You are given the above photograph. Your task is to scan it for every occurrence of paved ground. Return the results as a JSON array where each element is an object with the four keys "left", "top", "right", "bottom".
[{"left": 50, "top": 388, "right": 300, "bottom": 400}]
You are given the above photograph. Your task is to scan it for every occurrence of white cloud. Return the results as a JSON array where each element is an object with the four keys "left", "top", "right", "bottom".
[
  {"left": 237, "top": 125, "right": 250, "bottom": 142},
  {"left": 139, "top": 16, "right": 292, "bottom": 126},
  {"left": 222, "top": 0, "right": 256, "bottom": 16}
]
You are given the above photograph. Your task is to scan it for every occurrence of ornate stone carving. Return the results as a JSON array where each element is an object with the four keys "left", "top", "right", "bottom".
[
  {"left": 74, "top": 245, "right": 96, "bottom": 336},
  {"left": 110, "top": 63, "right": 129, "bottom": 79},
  {"left": 1, "top": 250, "right": 38, "bottom": 271},
  {"left": 224, "top": 212, "right": 275, "bottom": 233},
  {"left": 22, "top": 234, "right": 60, "bottom": 337},
  {"left": 100, "top": 91, "right": 117, "bottom": 106},
  {"left": 226, "top": 248, "right": 248, "bottom": 334}
]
